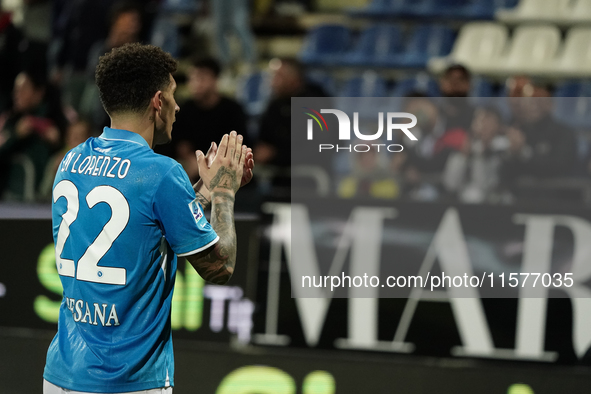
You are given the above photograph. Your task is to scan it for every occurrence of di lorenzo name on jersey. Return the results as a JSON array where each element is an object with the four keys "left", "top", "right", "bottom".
[{"left": 60, "top": 151, "right": 131, "bottom": 179}]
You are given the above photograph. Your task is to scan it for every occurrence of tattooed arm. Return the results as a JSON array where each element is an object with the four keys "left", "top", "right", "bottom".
[
  {"left": 192, "top": 179, "right": 211, "bottom": 210},
  {"left": 185, "top": 131, "right": 245, "bottom": 284},
  {"left": 185, "top": 191, "right": 235, "bottom": 284}
]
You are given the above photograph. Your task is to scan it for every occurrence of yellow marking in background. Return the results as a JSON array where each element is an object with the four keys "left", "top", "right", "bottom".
[{"left": 508, "top": 383, "right": 534, "bottom": 394}]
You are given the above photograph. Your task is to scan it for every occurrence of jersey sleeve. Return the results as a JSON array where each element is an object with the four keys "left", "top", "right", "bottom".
[{"left": 152, "top": 163, "right": 219, "bottom": 256}]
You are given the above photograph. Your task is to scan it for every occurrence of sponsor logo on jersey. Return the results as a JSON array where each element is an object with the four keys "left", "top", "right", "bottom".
[{"left": 189, "top": 199, "right": 204, "bottom": 225}]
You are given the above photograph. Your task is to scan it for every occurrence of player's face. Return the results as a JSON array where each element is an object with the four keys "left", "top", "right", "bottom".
[{"left": 154, "top": 74, "right": 180, "bottom": 145}]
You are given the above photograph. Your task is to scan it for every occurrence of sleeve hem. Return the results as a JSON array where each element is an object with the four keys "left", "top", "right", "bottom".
[{"left": 177, "top": 236, "right": 219, "bottom": 257}]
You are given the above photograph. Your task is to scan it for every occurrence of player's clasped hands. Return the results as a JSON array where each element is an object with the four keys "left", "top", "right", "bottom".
[{"left": 195, "top": 131, "right": 255, "bottom": 194}]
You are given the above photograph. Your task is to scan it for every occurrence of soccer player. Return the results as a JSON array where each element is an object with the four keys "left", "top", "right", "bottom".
[{"left": 43, "top": 43, "right": 254, "bottom": 393}]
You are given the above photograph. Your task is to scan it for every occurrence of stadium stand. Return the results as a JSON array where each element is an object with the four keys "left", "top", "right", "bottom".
[
  {"left": 428, "top": 22, "right": 509, "bottom": 74},
  {"left": 554, "top": 81, "right": 591, "bottom": 129},
  {"left": 339, "top": 72, "right": 389, "bottom": 97},
  {"left": 3, "top": 0, "right": 591, "bottom": 204},
  {"left": 393, "top": 24, "right": 455, "bottom": 68},
  {"left": 298, "top": 24, "right": 352, "bottom": 65},
  {"left": 341, "top": 24, "right": 404, "bottom": 67},
  {"left": 390, "top": 74, "right": 441, "bottom": 97},
  {"left": 235, "top": 71, "right": 271, "bottom": 117},
  {"left": 351, "top": 0, "right": 519, "bottom": 19},
  {"left": 554, "top": 27, "right": 591, "bottom": 78},
  {"left": 493, "top": 24, "right": 561, "bottom": 75},
  {"left": 496, "top": 0, "right": 591, "bottom": 25},
  {"left": 495, "top": 0, "right": 571, "bottom": 24}
]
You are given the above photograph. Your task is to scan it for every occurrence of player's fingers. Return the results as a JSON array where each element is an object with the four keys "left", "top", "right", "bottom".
[
  {"left": 205, "top": 142, "right": 217, "bottom": 166},
  {"left": 239, "top": 145, "right": 247, "bottom": 167},
  {"left": 209, "top": 142, "right": 218, "bottom": 167},
  {"left": 235, "top": 134, "right": 244, "bottom": 162},
  {"left": 242, "top": 147, "right": 252, "bottom": 164},
  {"left": 195, "top": 150, "right": 206, "bottom": 169},
  {"left": 227, "top": 131, "right": 236, "bottom": 159},
  {"left": 205, "top": 142, "right": 215, "bottom": 157},
  {"left": 218, "top": 134, "right": 229, "bottom": 158}
]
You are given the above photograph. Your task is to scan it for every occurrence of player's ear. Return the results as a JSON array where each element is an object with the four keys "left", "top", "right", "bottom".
[{"left": 151, "top": 91, "right": 163, "bottom": 113}]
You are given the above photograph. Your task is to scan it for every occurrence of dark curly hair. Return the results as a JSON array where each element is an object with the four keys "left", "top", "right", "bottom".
[{"left": 95, "top": 43, "right": 177, "bottom": 115}]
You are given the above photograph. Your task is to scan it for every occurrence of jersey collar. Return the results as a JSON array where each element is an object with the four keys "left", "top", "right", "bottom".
[{"left": 99, "top": 127, "right": 151, "bottom": 148}]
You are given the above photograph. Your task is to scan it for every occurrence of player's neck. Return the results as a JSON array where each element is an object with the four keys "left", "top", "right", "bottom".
[{"left": 110, "top": 113, "right": 155, "bottom": 147}]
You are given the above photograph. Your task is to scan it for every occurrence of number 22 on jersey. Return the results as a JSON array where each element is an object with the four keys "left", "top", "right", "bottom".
[{"left": 53, "top": 180, "right": 129, "bottom": 285}]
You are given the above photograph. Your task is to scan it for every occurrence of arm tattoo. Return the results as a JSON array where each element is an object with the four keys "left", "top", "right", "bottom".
[
  {"left": 195, "top": 191, "right": 210, "bottom": 210},
  {"left": 186, "top": 192, "right": 236, "bottom": 284},
  {"left": 210, "top": 166, "right": 239, "bottom": 192}
]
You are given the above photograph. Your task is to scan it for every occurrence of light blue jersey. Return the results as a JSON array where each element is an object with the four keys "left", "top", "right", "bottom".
[{"left": 44, "top": 127, "right": 218, "bottom": 392}]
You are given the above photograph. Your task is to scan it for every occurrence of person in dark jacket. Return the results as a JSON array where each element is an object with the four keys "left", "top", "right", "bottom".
[
  {"left": 500, "top": 86, "right": 577, "bottom": 192},
  {"left": 157, "top": 57, "right": 248, "bottom": 183}
]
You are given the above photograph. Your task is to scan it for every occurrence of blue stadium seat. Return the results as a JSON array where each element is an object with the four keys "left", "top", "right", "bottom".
[
  {"left": 349, "top": 0, "right": 518, "bottom": 19},
  {"left": 306, "top": 72, "right": 337, "bottom": 96},
  {"left": 348, "top": 0, "right": 415, "bottom": 18},
  {"left": 336, "top": 73, "right": 390, "bottom": 123},
  {"left": 387, "top": 25, "right": 455, "bottom": 68},
  {"left": 462, "top": 0, "right": 519, "bottom": 19},
  {"left": 468, "top": 77, "right": 500, "bottom": 107},
  {"left": 160, "top": 0, "right": 201, "bottom": 13},
  {"left": 409, "top": 0, "right": 471, "bottom": 18},
  {"left": 470, "top": 77, "right": 496, "bottom": 97},
  {"left": 341, "top": 25, "right": 404, "bottom": 67},
  {"left": 554, "top": 81, "right": 591, "bottom": 129},
  {"left": 299, "top": 25, "right": 352, "bottom": 66},
  {"left": 235, "top": 72, "right": 270, "bottom": 117},
  {"left": 339, "top": 73, "right": 389, "bottom": 97},
  {"left": 391, "top": 75, "right": 440, "bottom": 97}
]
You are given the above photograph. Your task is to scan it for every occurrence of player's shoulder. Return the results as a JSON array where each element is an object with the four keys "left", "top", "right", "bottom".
[
  {"left": 139, "top": 151, "right": 188, "bottom": 190},
  {"left": 149, "top": 150, "right": 184, "bottom": 172}
]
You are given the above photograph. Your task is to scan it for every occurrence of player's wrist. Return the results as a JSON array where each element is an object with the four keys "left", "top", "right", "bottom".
[{"left": 211, "top": 188, "right": 236, "bottom": 201}]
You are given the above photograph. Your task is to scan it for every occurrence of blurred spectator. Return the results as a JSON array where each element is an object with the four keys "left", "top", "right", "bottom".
[
  {"left": 86, "top": 1, "right": 143, "bottom": 71},
  {"left": 80, "top": 1, "right": 144, "bottom": 130},
  {"left": 500, "top": 86, "right": 577, "bottom": 191},
  {"left": 210, "top": 0, "right": 256, "bottom": 67},
  {"left": 440, "top": 64, "right": 471, "bottom": 98},
  {"left": 50, "top": 0, "right": 117, "bottom": 107},
  {"left": 402, "top": 94, "right": 446, "bottom": 172},
  {"left": 395, "top": 93, "right": 477, "bottom": 201},
  {"left": 0, "top": 10, "right": 23, "bottom": 112},
  {"left": 157, "top": 57, "right": 248, "bottom": 183},
  {"left": 39, "top": 119, "right": 93, "bottom": 200},
  {"left": 22, "top": 0, "right": 51, "bottom": 44},
  {"left": 505, "top": 75, "right": 534, "bottom": 125},
  {"left": 403, "top": 94, "right": 469, "bottom": 171},
  {"left": 439, "top": 64, "right": 474, "bottom": 131},
  {"left": 443, "top": 106, "right": 508, "bottom": 203},
  {"left": 338, "top": 143, "right": 401, "bottom": 199},
  {"left": 0, "top": 70, "right": 67, "bottom": 201},
  {"left": 255, "top": 57, "right": 326, "bottom": 168},
  {"left": 506, "top": 75, "right": 534, "bottom": 98}
]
